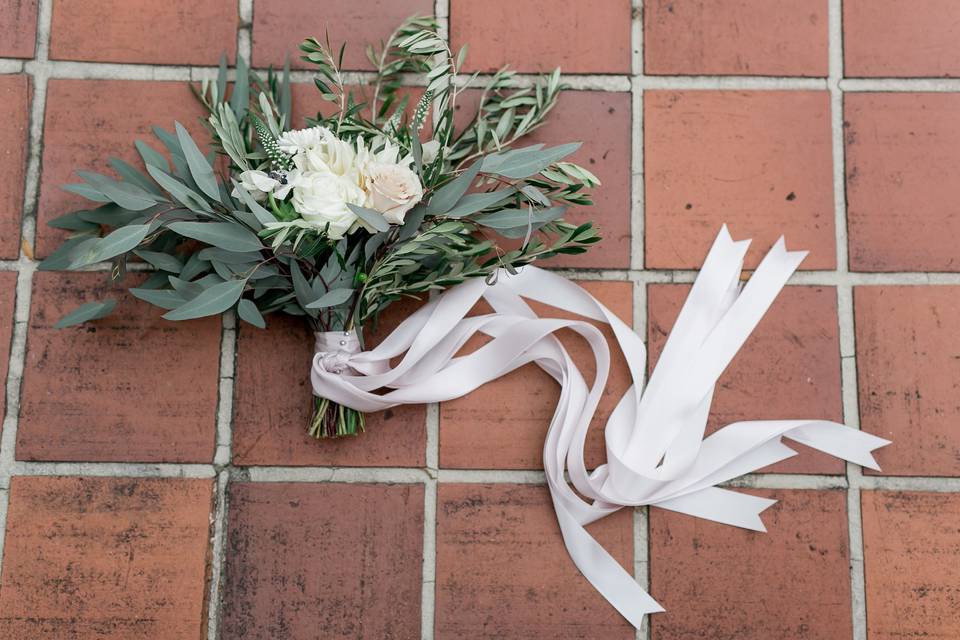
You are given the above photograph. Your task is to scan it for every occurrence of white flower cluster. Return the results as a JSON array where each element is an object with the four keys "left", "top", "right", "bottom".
[{"left": 233, "top": 126, "right": 428, "bottom": 240}]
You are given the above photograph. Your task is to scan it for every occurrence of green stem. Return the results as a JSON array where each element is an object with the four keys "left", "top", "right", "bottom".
[{"left": 308, "top": 395, "right": 367, "bottom": 439}]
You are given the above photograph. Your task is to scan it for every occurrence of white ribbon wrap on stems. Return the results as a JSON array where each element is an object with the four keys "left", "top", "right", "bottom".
[{"left": 311, "top": 226, "right": 890, "bottom": 627}]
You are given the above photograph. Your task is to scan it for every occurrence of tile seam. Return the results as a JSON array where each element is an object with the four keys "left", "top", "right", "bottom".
[{"left": 0, "top": 0, "right": 53, "bottom": 581}]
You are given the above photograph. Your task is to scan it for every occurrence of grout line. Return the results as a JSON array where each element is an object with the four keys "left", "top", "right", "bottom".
[
  {"left": 630, "top": 77, "right": 644, "bottom": 273},
  {"left": 421, "top": 400, "right": 440, "bottom": 640},
  {"left": 841, "top": 77, "right": 960, "bottom": 91},
  {"left": 6, "top": 57, "right": 960, "bottom": 93},
  {"left": 828, "top": 3, "right": 868, "bottom": 638},
  {"left": 0, "top": 59, "right": 24, "bottom": 73},
  {"left": 422, "top": 6, "right": 447, "bottom": 635},
  {"left": 847, "top": 478, "right": 867, "bottom": 640},
  {"left": 634, "top": 507, "right": 650, "bottom": 640},
  {"left": 205, "top": 470, "right": 230, "bottom": 640},
  {"left": 629, "top": 4, "right": 650, "bottom": 629},
  {"left": 2, "top": 459, "right": 958, "bottom": 488},
  {"left": 214, "top": 311, "right": 237, "bottom": 466},
  {"left": 0, "top": 0, "right": 53, "bottom": 579},
  {"left": 853, "top": 475, "right": 960, "bottom": 492},
  {"left": 8, "top": 461, "right": 218, "bottom": 478}
]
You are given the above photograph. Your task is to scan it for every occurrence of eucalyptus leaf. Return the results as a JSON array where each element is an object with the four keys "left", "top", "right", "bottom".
[
  {"left": 130, "top": 287, "right": 187, "bottom": 310},
  {"left": 216, "top": 53, "right": 228, "bottom": 104},
  {"left": 237, "top": 298, "right": 266, "bottom": 328},
  {"left": 163, "top": 278, "right": 246, "bottom": 321},
  {"left": 38, "top": 236, "right": 99, "bottom": 271},
  {"left": 135, "top": 139, "right": 170, "bottom": 173},
  {"left": 175, "top": 121, "right": 220, "bottom": 201},
  {"left": 305, "top": 287, "right": 355, "bottom": 309},
  {"left": 55, "top": 299, "right": 117, "bottom": 329},
  {"left": 289, "top": 260, "right": 317, "bottom": 317},
  {"left": 133, "top": 249, "right": 183, "bottom": 273},
  {"left": 109, "top": 157, "right": 164, "bottom": 196},
  {"left": 346, "top": 204, "right": 390, "bottom": 232},
  {"left": 444, "top": 188, "right": 516, "bottom": 218},
  {"left": 48, "top": 211, "right": 100, "bottom": 232},
  {"left": 232, "top": 180, "right": 276, "bottom": 227},
  {"left": 230, "top": 55, "right": 249, "bottom": 118},
  {"left": 483, "top": 142, "right": 580, "bottom": 179},
  {"left": 426, "top": 160, "right": 481, "bottom": 214},
  {"left": 168, "top": 221, "right": 263, "bottom": 252},
  {"left": 145, "top": 164, "right": 212, "bottom": 213},
  {"left": 62, "top": 182, "right": 112, "bottom": 202},
  {"left": 197, "top": 247, "right": 263, "bottom": 264},
  {"left": 472, "top": 206, "right": 566, "bottom": 238},
  {"left": 78, "top": 204, "right": 145, "bottom": 227},
  {"left": 88, "top": 224, "right": 151, "bottom": 263},
  {"left": 179, "top": 253, "right": 211, "bottom": 281},
  {"left": 77, "top": 171, "right": 157, "bottom": 211}
]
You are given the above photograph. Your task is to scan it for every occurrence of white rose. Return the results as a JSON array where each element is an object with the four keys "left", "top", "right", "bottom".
[
  {"left": 285, "top": 127, "right": 359, "bottom": 178},
  {"left": 232, "top": 169, "right": 295, "bottom": 201},
  {"left": 290, "top": 171, "right": 366, "bottom": 239},
  {"left": 365, "top": 162, "right": 423, "bottom": 225}
]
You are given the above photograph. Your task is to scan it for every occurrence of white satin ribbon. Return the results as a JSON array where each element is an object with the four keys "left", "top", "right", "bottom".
[{"left": 310, "top": 225, "right": 890, "bottom": 627}]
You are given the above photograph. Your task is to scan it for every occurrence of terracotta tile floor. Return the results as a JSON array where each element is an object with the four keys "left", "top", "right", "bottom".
[{"left": 1, "top": 2, "right": 959, "bottom": 638}]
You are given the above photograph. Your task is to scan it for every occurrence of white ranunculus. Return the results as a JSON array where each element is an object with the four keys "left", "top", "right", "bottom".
[
  {"left": 232, "top": 169, "right": 295, "bottom": 201},
  {"left": 420, "top": 139, "right": 441, "bottom": 165},
  {"left": 365, "top": 162, "right": 423, "bottom": 225},
  {"left": 290, "top": 171, "right": 366, "bottom": 239},
  {"left": 278, "top": 126, "right": 327, "bottom": 155}
]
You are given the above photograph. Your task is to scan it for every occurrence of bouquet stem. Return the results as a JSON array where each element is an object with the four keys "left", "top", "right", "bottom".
[{"left": 308, "top": 396, "right": 366, "bottom": 439}]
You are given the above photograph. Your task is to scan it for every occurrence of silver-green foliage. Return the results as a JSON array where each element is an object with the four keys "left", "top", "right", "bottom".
[{"left": 42, "top": 15, "right": 601, "bottom": 346}]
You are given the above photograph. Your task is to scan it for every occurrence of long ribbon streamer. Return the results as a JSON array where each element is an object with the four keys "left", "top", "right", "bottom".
[{"left": 310, "top": 226, "right": 890, "bottom": 627}]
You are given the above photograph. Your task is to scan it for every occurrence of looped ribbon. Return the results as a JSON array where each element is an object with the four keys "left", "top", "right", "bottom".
[{"left": 310, "top": 226, "right": 890, "bottom": 627}]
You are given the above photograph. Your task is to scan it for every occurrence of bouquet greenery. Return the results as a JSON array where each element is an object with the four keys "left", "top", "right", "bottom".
[{"left": 41, "top": 16, "right": 601, "bottom": 438}]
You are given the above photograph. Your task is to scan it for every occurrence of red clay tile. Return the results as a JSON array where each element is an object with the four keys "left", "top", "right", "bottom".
[
  {"left": 861, "top": 491, "right": 960, "bottom": 640},
  {"left": 648, "top": 284, "right": 844, "bottom": 474},
  {"left": 645, "top": 91, "right": 835, "bottom": 270},
  {"left": 855, "top": 286, "right": 960, "bottom": 476},
  {"left": 440, "top": 281, "right": 633, "bottom": 470},
  {"left": 0, "top": 272, "right": 16, "bottom": 421},
  {"left": 222, "top": 482, "right": 424, "bottom": 639},
  {"left": 845, "top": 93, "right": 960, "bottom": 271},
  {"left": 644, "top": 0, "right": 828, "bottom": 77},
  {"left": 450, "top": 0, "right": 632, "bottom": 74},
  {"left": 18, "top": 272, "right": 221, "bottom": 462},
  {"left": 0, "top": 0, "right": 37, "bottom": 58},
  {"left": 450, "top": 89, "right": 630, "bottom": 268},
  {"left": 524, "top": 91, "right": 632, "bottom": 268},
  {"left": 844, "top": 0, "right": 960, "bottom": 77},
  {"left": 36, "top": 79, "right": 208, "bottom": 258},
  {"left": 49, "top": 0, "right": 237, "bottom": 65},
  {"left": 253, "top": 0, "right": 434, "bottom": 70},
  {"left": 650, "top": 489, "right": 851, "bottom": 639},
  {"left": 435, "top": 483, "right": 634, "bottom": 639},
  {"left": 0, "top": 476, "right": 213, "bottom": 639},
  {"left": 0, "top": 74, "right": 29, "bottom": 259},
  {"left": 232, "top": 298, "right": 426, "bottom": 467}
]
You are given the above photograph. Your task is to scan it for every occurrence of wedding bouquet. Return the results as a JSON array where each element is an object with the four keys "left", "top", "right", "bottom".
[
  {"left": 38, "top": 13, "right": 893, "bottom": 627},
  {"left": 41, "top": 16, "right": 600, "bottom": 438}
]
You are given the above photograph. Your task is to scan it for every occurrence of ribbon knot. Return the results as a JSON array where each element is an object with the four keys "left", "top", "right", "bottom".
[{"left": 314, "top": 330, "right": 361, "bottom": 375}]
